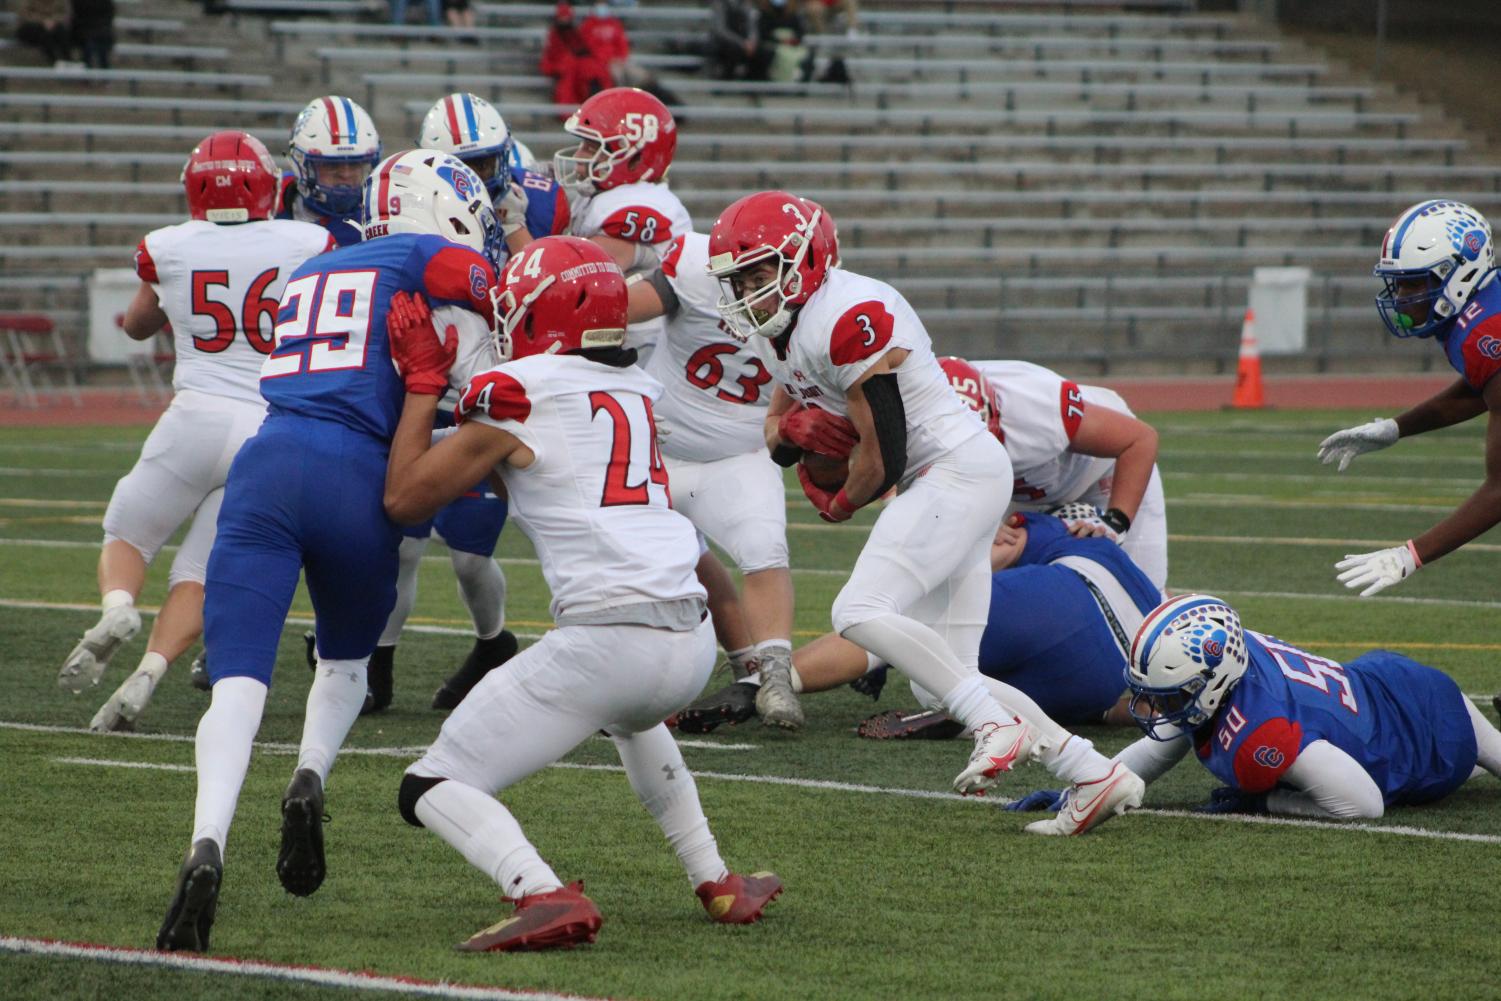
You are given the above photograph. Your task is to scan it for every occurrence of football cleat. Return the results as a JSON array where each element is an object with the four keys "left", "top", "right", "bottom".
[
  {"left": 457, "top": 881, "right": 602, "bottom": 952},
  {"left": 695, "top": 871, "right": 783, "bottom": 925},
  {"left": 189, "top": 652, "right": 210, "bottom": 692},
  {"left": 432, "top": 629, "right": 519, "bottom": 711},
  {"left": 857, "top": 708, "right": 964, "bottom": 741},
  {"left": 1492, "top": 693, "right": 1501, "bottom": 725},
  {"left": 58, "top": 604, "right": 141, "bottom": 693},
  {"left": 952, "top": 718, "right": 1039, "bottom": 796},
  {"left": 675, "top": 681, "right": 758, "bottom": 734},
  {"left": 754, "top": 658, "right": 804, "bottom": 730},
  {"left": 276, "top": 769, "right": 328, "bottom": 897},
  {"left": 89, "top": 667, "right": 159, "bottom": 733},
  {"left": 1024, "top": 762, "right": 1145, "bottom": 837},
  {"left": 156, "top": 838, "right": 222, "bottom": 952},
  {"left": 361, "top": 645, "right": 395, "bottom": 716}
]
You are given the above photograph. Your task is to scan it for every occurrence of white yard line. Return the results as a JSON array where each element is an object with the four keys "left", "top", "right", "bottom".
[
  {"left": 0, "top": 466, "right": 124, "bottom": 477},
  {"left": 54, "top": 756, "right": 195, "bottom": 772},
  {"left": 0, "top": 936, "right": 616, "bottom": 1001}
]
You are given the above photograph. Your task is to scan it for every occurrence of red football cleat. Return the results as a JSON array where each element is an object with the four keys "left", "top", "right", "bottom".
[
  {"left": 456, "top": 881, "right": 603, "bottom": 952},
  {"left": 695, "top": 871, "right": 784, "bottom": 925}
]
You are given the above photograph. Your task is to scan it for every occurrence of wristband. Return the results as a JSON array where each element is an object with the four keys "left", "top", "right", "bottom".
[
  {"left": 1405, "top": 539, "right": 1423, "bottom": 569},
  {"left": 1101, "top": 508, "right": 1132, "bottom": 534}
]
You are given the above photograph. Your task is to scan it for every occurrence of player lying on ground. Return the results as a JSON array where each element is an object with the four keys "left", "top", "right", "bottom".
[
  {"left": 707, "top": 190, "right": 1143, "bottom": 835},
  {"left": 1012, "top": 593, "right": 1501, "bottom": 820},
  {"left": 59, "top": 132, "right": 334, "bottom": 733},
  {"left": 156, "top": 150, "right": 503, "bottom": 954},
  {"left": 679, "top": 511, "right": 1161, "bottom": 735},
  {"left": 1319, "top": 201, "right": 1501, "bottom": 598},
  {"left": 384, "top": 237, "right": 780, "bottom": 952}
]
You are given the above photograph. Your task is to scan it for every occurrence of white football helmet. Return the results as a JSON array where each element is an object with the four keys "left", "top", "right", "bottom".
[
  {"left": 417, "top": 93, "right": 515, "bottom": 201},
  {"left": 288, "top": 95, "right": 382, "bottom": 220},
  {"left": 361, "top": 149, "right": 501, "bottom": 266},
  {"left": 1126, "top": 594, "right": 1249, "bottom": 740},
  {"left": 1374, "top": 200, "right": 1495, "bottom": 338}
]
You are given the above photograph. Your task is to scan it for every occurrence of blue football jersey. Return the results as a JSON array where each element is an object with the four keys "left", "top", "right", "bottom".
[
  {"left": 1435, "top": 269, "right": 1501, "bottom": 391},
  {"left": 1196, "top": 635, "right": 1476, "bottom": 806},
  {"left": 509, "top": 165, "right": 571, "bottom": 246},
  {"left": 261, "top": 233, "right": 495, "bottom": 442},
  {"left": 276, "top": 172, "right": 364, "bottom": 248},
  {"left": 977, "top": 513, "right": 1162, "bottom": 723}
]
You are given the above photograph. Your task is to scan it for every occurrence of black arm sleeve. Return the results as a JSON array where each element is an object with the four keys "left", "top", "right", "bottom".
[
  {"left": 771, "top": 443, "right": 803, "bottom": 467},
  {"left": 645, "top": 269, "right": 681, "bottom": 318},
  {"left": 862, "top": 373, "right": 907, "bottom": 497}
]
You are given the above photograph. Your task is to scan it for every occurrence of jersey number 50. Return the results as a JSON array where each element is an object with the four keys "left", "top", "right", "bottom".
[{"left": 262, "top": 270, "right": 377, "bottom": 379}]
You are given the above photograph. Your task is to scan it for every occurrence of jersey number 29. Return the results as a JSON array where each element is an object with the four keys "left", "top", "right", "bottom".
[{"left": 262, "top": 270, "right": 377, "bottom": 378}]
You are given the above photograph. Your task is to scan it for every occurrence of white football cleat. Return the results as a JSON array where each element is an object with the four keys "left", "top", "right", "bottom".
[
  {"left": 90, "top": 667, "right": 159, "bottom": 732},
  {"left": 952, "top": 718, "right": 1039, "bottom": 795},
  {"left": 1024, "top": 762, "right": 1145, "bottom": 836},
  {"left": 755, "top": 658, "right": 805, "bottom": 730},
  {"left": 58, "top": 604, "right": 141, "bottom": 693}
]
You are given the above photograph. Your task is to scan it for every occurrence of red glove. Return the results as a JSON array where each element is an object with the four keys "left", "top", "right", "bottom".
[
  {"left": 387, "top": 291, "right": 457, "bottom": 396},
  {"left": 778, "top": 402, "right": 858, "bottom": 459},
  {"left": 797, "top": 463, "right": 856, "bottom": 523}
]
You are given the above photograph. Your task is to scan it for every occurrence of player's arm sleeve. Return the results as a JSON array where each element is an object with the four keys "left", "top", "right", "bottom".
[
  {"left": 1460, "top": 316, "right": 1501, "bottom": 391},
  {"left": 644, "top": 270, "right": 680, "bottom": 318},
  {"left": 1264, "top": 739, "right": 1385, "bottom": 820},
  {"left": 1231, "top": 716, "right": 1302, "bottom": 793},
  {"left": 860, "top": 373, "right": 907, "bottom": 497},
  {"left": 1113, "top": 730, "right": 1190, "bottom": 786}
]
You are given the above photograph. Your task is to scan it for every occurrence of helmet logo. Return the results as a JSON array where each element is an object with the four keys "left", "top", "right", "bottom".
[
  {"left": 1477, "top": 335, "right": 1501, "bottom": 360},
  {"left": 781, "top": 200, "right": 810, "bottom": 232},
  {"left": 437, "top": 163, "right": 475, "bottom": 202},
  {"left": 1462, "top": 229, "right": 1486, "bottom": 261}
]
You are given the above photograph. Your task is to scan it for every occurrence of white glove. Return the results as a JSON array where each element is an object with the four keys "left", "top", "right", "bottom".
[
  {"left": 1317, "top": 417, "right": 1398, "bottom": 472},
  {"left": 499, "top": 180, "right": 529, "bottom": 238},
  {"left": 1048, "top": 501, "right": 1120, "bottom": 543},
  {"left": 1335, "top": 542, "right": 1420, "bottom": 597}
]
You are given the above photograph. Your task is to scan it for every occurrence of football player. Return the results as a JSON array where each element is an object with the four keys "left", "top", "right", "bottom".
[
  {"left": 277, "top": 95, "right": 382, "bottom": 248},
  {"left": 707, "top": 191, "right": 1144, "bottom": 834},
  {"left": 1092, "top": 594, "right": 1501, "bottom": 820},
  {"left": 554, "top": 87, "right": 691, "bottom": 359},
  {"left": 1318, "top": 201, "right": 1501, "bottom": 597},
  {"left": 624, "top": 230, "right": 799, "bottom": 728},
  {"left": 943, "top": 356, "right": 1167, "bottom": 593},
  {"left": 687, "top": 511, "right": 1161, "bottom": 734},
  {"left": 383, "top": 237, "right": 781, "bottom": 951},
  {"left": 58, "top": 132, "right": 334, "bottom": 732},
  {"left": 155, "top": 150, "right": 501, "bottom": 953}
]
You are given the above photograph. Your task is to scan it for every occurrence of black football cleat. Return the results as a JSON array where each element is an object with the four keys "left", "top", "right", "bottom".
[
  {"left": 849, "top": 665, "right": 888, "bottom": 701},
  {"left": 360, "top": 645, "right": 395, "bottom": 716},
  {"left": 157, "top": 838, "right": 222, "bottom": 952},
  {"left": 676, "top": 681, "right": 759, "bottom": 734},
  {"left": 303, "top": 630, "right": 317, "bottom": 671},
  {"left": 188, "top": 653, "right": 211, "bottom": 692},
  {"left": 277, "top": 768, "right": 328, "bottom": 897},
  {"left": 432, "top": 630, "right": 518, "bottom": 711}
]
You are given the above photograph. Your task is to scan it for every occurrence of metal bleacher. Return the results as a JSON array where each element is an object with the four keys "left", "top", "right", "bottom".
[{"left": 0, "top": 0, "right": 1497, "bottom": 375}]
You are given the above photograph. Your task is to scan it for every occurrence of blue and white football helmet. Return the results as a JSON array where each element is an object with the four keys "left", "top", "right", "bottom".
[
  {"left": 417, "top": 93, "right": 516, "bottom": 201},
  {"left": 362, "top": 149, "right": 501, "bottom": 268},
  {"left": 1374, "top": 200, "right": 1494, "bottom": 338},
  {"left": 288, "top": 95, "right": 382, "bottom": 220},
  {"left": 1125, "top": 594, "right": 1249, "bottom": 740}
]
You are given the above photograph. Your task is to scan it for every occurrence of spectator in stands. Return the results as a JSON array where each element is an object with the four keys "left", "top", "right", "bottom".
[
  {"left": 576, "top": 2, "right": 686, "bottom": 110},
  {"left": 759, "top": 0, "right": 811, "bottom": 83},
  {"left": 391, "top": 0, "right": 441, "bottom": 26},
  {"left": 541, "top": 3, "right": 614, "bottom": 113},
  {"left": 803, "top": 0, "right": 858, "bottom": 35},
  {"left": 708, "top": 0, "right": 766, "bottom": 81},
  {"left": 71, "top": 0, "right": 115, "bottom": 70},
  {"left": 15, "top": 0, "right": 75, "bottom": 67},
  {"left": 443, "top": 0, "right": 476, "bottom": 31}
]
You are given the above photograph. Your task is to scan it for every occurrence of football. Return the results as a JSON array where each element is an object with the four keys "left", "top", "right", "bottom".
[{"left": 800, "top": 451, "right": 849, "bottom": 491}]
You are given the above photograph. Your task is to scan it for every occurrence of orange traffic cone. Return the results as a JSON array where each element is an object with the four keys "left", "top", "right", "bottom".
[{"left": 1230, "top": 308, "right": 1265, "bottom": 409}]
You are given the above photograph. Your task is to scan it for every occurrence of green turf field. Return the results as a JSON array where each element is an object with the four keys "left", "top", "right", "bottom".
[{"left": 2, "top": 410, "right": 1499, "bottom": 1001}]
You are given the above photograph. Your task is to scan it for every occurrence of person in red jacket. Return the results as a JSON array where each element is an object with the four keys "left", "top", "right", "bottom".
[{"left": 540, "top": 3, "right": 614, "bottom": 112}]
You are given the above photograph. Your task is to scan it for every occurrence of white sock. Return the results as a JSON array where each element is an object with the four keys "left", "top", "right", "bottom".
[
  {"left": 296, "top": 657, "right": 368, "bottom": 783},
  {"left": 451, "top": 550, "right": 506, "bottom": 638},
  {"left": 843, "top": 614, "right": 1006, "bottom": 731},
  {"left": 102, "top": 588, "right": 134, "bottom": 612},
  {"left": 413, "top": 776, "right": 562, "bottom": 897},
  {"left": 613, "top": 725, "right": 726, "bottom": 887},
  {"left": 1039, "top": 733, "right": 1114, "bottom": 785},
  {"left": 1466, "top": 699, "right": 1501, "bottom": 778},
  {"left": 379, "top": 536, "right": 428, "bottom": 647},
  {"left": 136, "top": 650, "right": 169, "bottom": 684},
  {"left": 728, "top": 646, "right": 758, "bottom": 684},
  {"left": 191, "top": 676, "right": 268, "bottom": 855}
]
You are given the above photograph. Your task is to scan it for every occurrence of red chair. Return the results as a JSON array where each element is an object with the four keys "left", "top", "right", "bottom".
[{"left": 0, "top": 313, "right": 83, "bottom": 408}]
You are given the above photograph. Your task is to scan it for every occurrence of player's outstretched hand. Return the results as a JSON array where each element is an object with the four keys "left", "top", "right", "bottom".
[
  {"left": 1195, "top": 786, "right": 1268, "bottom": 815},
  {"left": 778, "top": 402, "right": 858, "bottom": 459},
  {"left": 387, "top": 291, "right": 457, "bottom": 396},
  {"left": 499, "top": 180, "right": 530, "bottom": 238},
  {"left": 1049, "top": 501, "right": 1119, "bottom": 542},
  {"left": 1317, "top": 417, "right": 1398, "bottom": 472},
  {"left": 1004, "top": 788, "right": 1065, "bottom": 812},
  {"left": 1335, "top": 542, "right": 1420, "bottom": 597},
  {"left": 796, "top": 463, "right": 854, "bottom": 523}
]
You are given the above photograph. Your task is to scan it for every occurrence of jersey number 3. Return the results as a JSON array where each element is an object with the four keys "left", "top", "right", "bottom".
[
  {"left": 262, "top": 270, "right": 377, "bottom": 379},
  {"left": 590, "top": 391, "right": 670, "bottom": 507}
]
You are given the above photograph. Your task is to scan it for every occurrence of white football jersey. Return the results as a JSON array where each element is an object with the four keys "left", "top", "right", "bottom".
[
  {"left": 457, "top": 353, "right": 705, "bottom": 622},
  {"left": 136, "top": 219, "right": 333, "bottom": 406},
  {"left": 757, "top": 269, "right": 984, "bottom": 474},
  {"left": 970, "top": 359, "right": 1132, "bottom": 509},
  {"left": 646, "top": 233, "right": 771, "bottom": 461}
]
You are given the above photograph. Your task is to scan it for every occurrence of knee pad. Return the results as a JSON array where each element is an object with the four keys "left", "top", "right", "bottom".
[{"left": 397, "top": 772, "right": 446, "bottom": 828}]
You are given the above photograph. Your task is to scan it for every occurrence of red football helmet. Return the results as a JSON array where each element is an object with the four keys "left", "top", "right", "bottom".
[
  {"left": 493, "top": 236, "right": 628, "bottom": 361},
  {"left": 938, "top": 356, "right": 1003, "bottom": 442},
  {"left": 706, "top": 190, "right": 833, "bottom": 339},
  {"left": 181, "top": 131, "right": 279, "bottom": 224},
  {"left": 553, "top": 87, "right": 677, "bottom": 197},
  {"left": 803, "top": 197, "right": 841, "bottom": 269}
]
